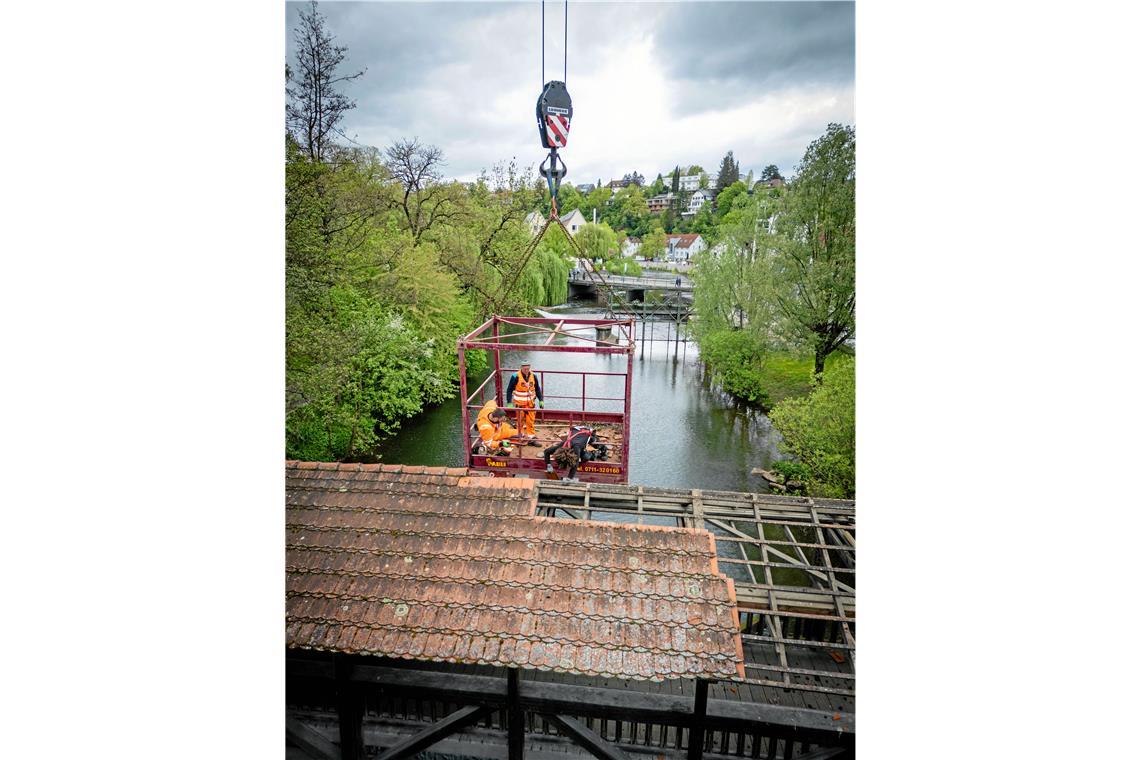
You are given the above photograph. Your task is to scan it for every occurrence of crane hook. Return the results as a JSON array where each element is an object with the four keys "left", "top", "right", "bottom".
[{"left": 536, "top": 80, "right": 572, "bottom": 218}]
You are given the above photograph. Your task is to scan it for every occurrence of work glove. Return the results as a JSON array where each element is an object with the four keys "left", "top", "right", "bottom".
[
  {"left": 507, "top": 402, "right": 514, "bottom": 408},
  {"left": 538, "top": 401, "right": 545, "bottom": 409}
]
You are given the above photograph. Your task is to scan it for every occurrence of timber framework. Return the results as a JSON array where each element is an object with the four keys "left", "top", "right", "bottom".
[{"left": 286, "top": 462, "right": 855, "bottom": 760}]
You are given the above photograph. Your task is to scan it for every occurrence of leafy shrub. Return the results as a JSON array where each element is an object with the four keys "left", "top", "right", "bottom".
[
  {"left": 600, "top": 257, "right": 642, "bottom": 276},
  {"left": 771, "top": 460, "right": 812, "bottom": 483},
  {"left": 700, "top": 329, "right": 770, "bottom": 405},
  {"left": 768, "top": 356, "right": 855, "bottom": 498}
]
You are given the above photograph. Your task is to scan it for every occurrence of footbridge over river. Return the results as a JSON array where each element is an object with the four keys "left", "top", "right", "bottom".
[
  {"left": 286, "top": 462, "right": 855, "bottom": 760},
  {"left": 568, "top": 270, "right": 694, "bottom": 303}
]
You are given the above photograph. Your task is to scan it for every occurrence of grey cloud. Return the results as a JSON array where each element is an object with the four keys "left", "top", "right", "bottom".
[
  {"left": 286, "top": 2, "right": 853, "bottom": 182},
  {"left": 656, "top": 1, "right": 854, "bottom": 110}
]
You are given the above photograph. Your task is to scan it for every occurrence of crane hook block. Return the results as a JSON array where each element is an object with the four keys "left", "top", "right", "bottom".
[{"left": 536, "top": 80, "right": 573, "bottom": 150}]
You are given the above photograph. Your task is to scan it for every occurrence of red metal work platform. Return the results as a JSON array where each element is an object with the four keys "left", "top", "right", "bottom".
[{"left": 457, "top": 316, "right": 635, "bottom": 484}]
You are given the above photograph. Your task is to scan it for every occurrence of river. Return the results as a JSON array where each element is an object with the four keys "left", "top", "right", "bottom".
[{"left": 373, "top": 303, "right": 787, "bottom": 494}]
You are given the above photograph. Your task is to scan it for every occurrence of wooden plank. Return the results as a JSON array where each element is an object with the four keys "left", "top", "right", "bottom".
[
  {"left": 336, "top": 656, "right": 365, "bottom": 760},
  {"left": 285, "top": 715, "right": 339, "bottom": 760},
  {"left": 508, "top": 669, "right": 524, "bottom": 760},
  {"left": 687, "top": 680, "right": 709, "bottom": 760},
  {"left": 375, "top": 705, "right": 493, "bottom": 760},
  {"left": 691, "top": 489, "right": 705, "bottom": 529},
  {"left": 545, "top": 713, "right": 632, "bottom": 760}
]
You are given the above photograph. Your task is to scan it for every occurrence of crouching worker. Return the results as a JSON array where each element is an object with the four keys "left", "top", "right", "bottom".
[
  {"left": 475, "top": 400, "right": 517, "bottom": 454},
  {"left": 543, "top": 424, "right": 609, "bottom": 481}
]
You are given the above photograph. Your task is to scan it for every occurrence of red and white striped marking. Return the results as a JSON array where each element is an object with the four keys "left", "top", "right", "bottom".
[{"left": 545, "top": 114, "right": 569, "bottom": 147}]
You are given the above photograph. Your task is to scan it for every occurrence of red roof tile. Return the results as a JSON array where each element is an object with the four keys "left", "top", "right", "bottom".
[{"left": 285, "top": 462, "right": 745, "bottom": 681}]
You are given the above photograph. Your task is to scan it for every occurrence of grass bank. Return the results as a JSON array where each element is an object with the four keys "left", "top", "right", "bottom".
[{"left": 697, "top": 329, "right": 846, "bottom": 408}]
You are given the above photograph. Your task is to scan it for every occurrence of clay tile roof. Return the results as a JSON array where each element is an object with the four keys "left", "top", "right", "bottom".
[{"left": 286, "top": 462, "right": 745, "bottom": 682}]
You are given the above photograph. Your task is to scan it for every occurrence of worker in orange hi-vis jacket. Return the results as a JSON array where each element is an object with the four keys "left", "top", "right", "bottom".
[
  {"left": 505, "top": 361, "right": 544, "bottom": 441},
  {"left": 476, "top": 400, "right": 517, "bottom": 449}
]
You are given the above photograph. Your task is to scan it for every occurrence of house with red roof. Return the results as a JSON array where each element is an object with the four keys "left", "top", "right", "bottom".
[{"left": 666, "top": 233, "right": 706, "bottom": 262}]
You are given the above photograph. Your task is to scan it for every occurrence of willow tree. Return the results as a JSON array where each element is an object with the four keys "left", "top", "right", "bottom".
[{"left": 770, "top": 123, "right": 855, "bottom": 377}]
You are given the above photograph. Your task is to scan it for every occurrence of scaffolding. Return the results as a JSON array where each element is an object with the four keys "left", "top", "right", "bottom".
[{"left": 534, "top": 481, "right": 856, "bottom": 702}]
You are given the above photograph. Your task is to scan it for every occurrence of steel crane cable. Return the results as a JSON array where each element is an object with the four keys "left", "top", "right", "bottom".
[
  {"left": 489, "top": 217, "right": 634, "bottom": 318},
  {"left": 541, "top": 0, "right": 569, "bottom": 85},
  {"left": 490, "top": 215, "right": 555, "bottom": 314},
  {"left": 553, "top": 217, "right": 633, "bottom": 314}
]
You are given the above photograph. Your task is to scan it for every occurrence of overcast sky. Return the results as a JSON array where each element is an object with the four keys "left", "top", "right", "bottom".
[{"left": 286, "top": 1, "right": 854, "bottom": 185}]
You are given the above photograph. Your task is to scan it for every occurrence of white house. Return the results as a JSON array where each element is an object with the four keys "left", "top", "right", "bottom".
[
  {"left": 559, "top": 208, "right": 587, "bottom": 234},
  {"left": 665, "top": 233, "right": 706, "bottom": 262},
  {"left": 678, "top": 174, "right": 703, "bottom": 192},
  {"left": 524, "top": 208, "right": 588, "bottom": 236},
  {"left": 683, "top": 188, "right": 716, "bottom": 216},
  {"left": 524, "top": 211, "right": 544, "bottom": 236},
  {"left": 621, "top": 236, "right": 641, "bottom": 257}
]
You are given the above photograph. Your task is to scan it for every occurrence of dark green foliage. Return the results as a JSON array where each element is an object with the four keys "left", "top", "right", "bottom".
[
  {"left": 688, "top": 202, "right": 715, "bottom": 235},
  {"left": 715, "top": 150, "right": 740, "bottom": 193},
  {"left": 714, "top": 181, "right": 748, "bottom": 219},
  {"left": 761, "top": 164, "right": 783, "bottom": 182},
  {"left": 699, "top": 330, "right": 770, "bottom": 405},
  {"left": 771, "top": 460, "right": 812, "bottom": 483},
  {"left": 769, "top": 356, "right": 855, "bottom": 498}
]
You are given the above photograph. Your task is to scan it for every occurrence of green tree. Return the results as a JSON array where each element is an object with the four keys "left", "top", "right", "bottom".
[
  {"left": 671, "top": 166, "right": 680, "bottom": 194},
  {"left": 769, "top": 356, "right": 854, "bottom": 498},
  {"left": 770, "top": 123, "right": 855, "bottom": 376},
  {"left": 691, "top": 201, "right": 777, "bottom": 338},
  {"left": 686, "top": 165, "right": 705, "bottom": 176},
  {"left": 603, "top": 185, "right": 649, "bottom": 235},
  {"left": 698, "top": 330, "right": 771, "bottom": 405},
  {"left": 715, "top": 180, "right": 747, "bottom": 219},
  {"left": 555, "top": 183, "right": 585, "bottom": 216},
  {"left": 580, "top": 185, "right": 611, "bottom": 224},
  {"left": 574, "top": 222, "right": 620, "bottom": 261},
  {"left": 761, "top": 164, "right": 783, "bottom": 182},
  {"left": 688, "top": 202, "right": 715, "bottom": 235},
  {"left": 715, "top": 150, "right": 740, "bottom": 193},
  {"left": 641, "top": 227, "right": 666, "bottom": 260},
  {"left": 601, "top": 256, "right": 642, "bottom": 276}
]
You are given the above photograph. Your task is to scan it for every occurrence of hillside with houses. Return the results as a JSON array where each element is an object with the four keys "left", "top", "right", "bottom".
[{"left": 525, "top": 151, "right": 786, "bottom": 266}]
